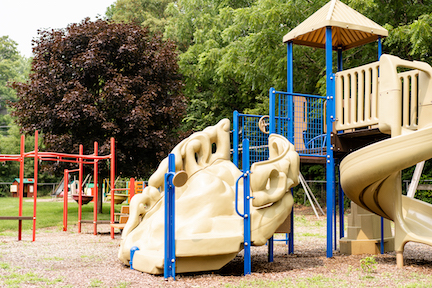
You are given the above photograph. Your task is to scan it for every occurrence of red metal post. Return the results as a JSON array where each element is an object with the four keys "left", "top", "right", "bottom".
[
  {"left": 18, "top": 135, "right": 25, "bottom": 241},
  {"left": 32, "top": 131, "right": 38, "bottom": 241},
  {"left": 78, "top": 144, "right": 83, "bottom": 233},
  {"left": 110, "top": 138, "right": 115, "bottom": 239},
  {"left": 93, "top": 141, "right": 98, "bottom": 235},
  {"left": 63, "top": 170, "right": 69, "bottom": 231}
]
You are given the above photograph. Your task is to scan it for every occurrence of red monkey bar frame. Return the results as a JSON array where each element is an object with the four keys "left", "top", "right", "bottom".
[{"left": 0, "top": 131, "right": 120, "bottom": 240}]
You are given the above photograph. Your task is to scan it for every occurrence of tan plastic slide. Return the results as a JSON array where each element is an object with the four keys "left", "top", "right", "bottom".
[
  {"left": 118, "top": 119, "right": 300, "bottom": 274},
  {"left": 341, "top": 54, "right": 432, "bottom": 267}
]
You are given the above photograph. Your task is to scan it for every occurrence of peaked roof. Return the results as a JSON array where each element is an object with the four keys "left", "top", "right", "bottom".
[{"left": 283, "top": 0, "right": 388, "bottom": 51}]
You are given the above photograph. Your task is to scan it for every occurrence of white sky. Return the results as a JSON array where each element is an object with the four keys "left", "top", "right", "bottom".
[{"left": 0, "top": 0, "right": 116, "bottom": 58}]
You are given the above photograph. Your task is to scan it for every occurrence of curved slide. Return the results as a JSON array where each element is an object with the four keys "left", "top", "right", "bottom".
[{"left": 340, "top": 54, "right": 432, "bottom": 267}]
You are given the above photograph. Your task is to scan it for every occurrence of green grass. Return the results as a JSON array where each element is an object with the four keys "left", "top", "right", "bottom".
[
  {"left": 0, "top": 197, "right": 124, "bottom": 233},
  {"left": 225, "top": 275, "right": 347, "bottom": 288},
  {"left": 89, "top": 279, "right": 104, "bottom": 287},
  {"left": 1, "top": 271, "right": 63, "bottom": 287}
]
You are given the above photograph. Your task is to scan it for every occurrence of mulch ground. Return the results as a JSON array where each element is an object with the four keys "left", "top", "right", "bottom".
[{"left": 1, "top": 207, "right": 432, "bottom": 287}]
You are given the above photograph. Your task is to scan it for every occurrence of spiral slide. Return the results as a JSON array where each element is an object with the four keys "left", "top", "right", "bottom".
[{"left": 340, "top": 54, "right": 432, "bottom": 267}]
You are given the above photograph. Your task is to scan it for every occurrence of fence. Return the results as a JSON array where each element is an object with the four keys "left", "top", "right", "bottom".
[
  {"left": 0, "top": 182, "right": 59, "bottom": 197},
  {"left": 270, "top": 89, "right": 326, "bottom": 157}
]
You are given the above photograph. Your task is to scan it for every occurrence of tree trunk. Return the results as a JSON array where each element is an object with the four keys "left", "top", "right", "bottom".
[{"left": 97, "top": 177, "right": 104, "bottom": 213}]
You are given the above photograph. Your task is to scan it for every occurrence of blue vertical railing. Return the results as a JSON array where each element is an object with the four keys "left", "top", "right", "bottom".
[
  {"left": 378, "top": 36, "right": 385, "bottom": 255},
  {"left": 234, "top": 138, "right": 252, "bottom": 275},
  {"left": 164, "top": 154, "right": 176, "bottom": 280},
  {"left": 232, "top": 112, "right": 270, "bottom": 167},
  {"left": 325, "top": 26, "right": 336, "bottom": 258}
]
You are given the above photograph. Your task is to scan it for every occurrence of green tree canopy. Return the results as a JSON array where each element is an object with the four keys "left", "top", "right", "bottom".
[
  {"left": 108, "top": 0, "right": 432, "bottom": 131},
  {"left": 0, "top": 36, "right": 30, "bottom": 110},
  {"left": 10, "top": 19, "right": 186, "bottom": 178},
  {"left": 107, "top": 0, "right": 173, "bottom": 34}
]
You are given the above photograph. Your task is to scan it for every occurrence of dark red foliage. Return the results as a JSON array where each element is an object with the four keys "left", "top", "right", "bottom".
[{"left": 10, "top": 19, "right": 185, "bottom": 178}]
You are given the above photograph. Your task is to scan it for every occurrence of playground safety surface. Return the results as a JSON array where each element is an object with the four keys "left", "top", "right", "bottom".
[{"left": 1, "top": 207, "right": 432, "bottom": 287}]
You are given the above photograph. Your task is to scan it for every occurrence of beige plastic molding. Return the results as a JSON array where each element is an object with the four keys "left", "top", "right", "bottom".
[
  {"left": 118, "top": 119, "right": 299, "bottom": 274},
  {"left": 341, "top": 55, "right": 432, "bottom": 267}
]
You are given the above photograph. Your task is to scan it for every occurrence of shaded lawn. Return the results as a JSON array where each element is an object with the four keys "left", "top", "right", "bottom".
[{"left": 0, "top": 197, "right": 124, "bottom": 233}]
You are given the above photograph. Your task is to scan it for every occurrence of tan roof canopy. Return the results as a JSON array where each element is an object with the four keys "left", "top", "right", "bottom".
[{"left": 283, "top": 0, "right": 388, "bottom": 51}]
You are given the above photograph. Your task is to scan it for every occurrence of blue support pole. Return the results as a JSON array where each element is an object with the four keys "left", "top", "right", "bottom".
[
  {"left": 287, "top": 40, "right": 295, "bottom": 255},
  {"left": 287, "top": 41, "right": 294, "bottom": 144},
  {"left": 164, "top": 154, "right": 176, "bottom": 280},
  {"left": 325, "top": 26, "right": 336, "bottom": 258},
  {"left": 287, "top": 41, "right": 293, "bottom": 94},
  {"left": 242, "top": 139, "right": 252, "bottom": 275},
  {"left": 268, "top": 236, "right": 274, "bottom": 262},
  {"left": 378, "top": 37, "right": 382, "bottom": 60},
  {"left": 337, "top": 48, "right": 343, "bottom": 72},
  {"left": 269, "top": 88, "right": 276, "bottom": 134},
  {"left": 378, "top": 36, "right": 385, "bottom": 255},
  {"left": 288, "top": 188, "right": 294, "bottom": 254},
  {"left": 233, "top": 110, "right": 239, "bottom": 167}
]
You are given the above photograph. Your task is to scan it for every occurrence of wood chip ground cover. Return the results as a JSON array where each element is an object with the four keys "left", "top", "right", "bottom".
[{"left": 1, "top": 207, "right": 432, "bottom": 287}]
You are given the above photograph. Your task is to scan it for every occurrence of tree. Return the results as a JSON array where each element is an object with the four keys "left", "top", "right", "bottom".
[
  {"left": 0, "top": 36, "right": 30, "bottom": 111},
  {"left": 163, "top": 0, "right": 330, "bottom": 131},
  {"left": 106, "top": 0, "right": 173, "bottom": 34},
  {"left": 10, "top": 19, "right": 186, "bottom": 180}
]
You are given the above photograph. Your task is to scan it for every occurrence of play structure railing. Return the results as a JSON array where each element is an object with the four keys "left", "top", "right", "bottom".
[
  {"left": 232, "top": 111, "right": 270, "bottom": 166},
  {"left": 335, "top": 61, "right": 419, "bottom": 131},
  {"left": 335, "top": 62, "right": 380, "bottom": 131},
  {"left": 233, "top": 90, "right": 327, "bottom": 166},
  {"left": 269, "top": 89, "right": 326, "bottom": 157},
  {"left": 400, "top": 69, "right": 420, "bottom": 130}
]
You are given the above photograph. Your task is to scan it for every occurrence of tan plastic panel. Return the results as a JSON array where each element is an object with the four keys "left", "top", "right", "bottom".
[
  {"left": 341, "top": 55, "right": 432, "bottom": 267},
  {"left": 335, "top": 62, "right": 379, "bottom": 130},
  {"left": 117, "top": 119, "right": 300, "bottom": 274}
]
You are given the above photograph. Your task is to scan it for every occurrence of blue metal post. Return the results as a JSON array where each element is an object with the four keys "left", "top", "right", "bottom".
[
  {"left": 325, "top": 26, "right": 336, "bottom": 258},
  {"left": 378, "top": 37, "right": 382, "bottom": 60},
  {"left": 287, "top": 41, "right": 294, "bottom": 144},
  {"left": 242, "top": 139, "right": 252, "bottom": 275},
  {"left": 233, "top": 110, "right": 239, "bottom": 167},
  {"left": 335, "top": 46, "right": 345, "bottom": 244},
  {"left": 287, "top": 40, "right": 295, "bottom": 255},
  {"left": 268, "top": 236, "right": 274, "bottom": 262},
  {"left": 164, "top": 154, "right": 176, "bottom": 280},
  {"left": 337, "top": 48, "right": 343, "bottom": 72},
  {"left": 130, "top": 246, "right": 140, "bottom": 270},
  {"left": 287, "top": 41, "right": 293, "bottom": 94},
  {"left": 269, "top": 88, "right": 276, "bottom": 134},
  {"left": 378, "top": 36, "right": 385, "bottom": 255}
]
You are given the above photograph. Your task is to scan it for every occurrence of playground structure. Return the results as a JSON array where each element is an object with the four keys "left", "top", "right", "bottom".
[
  {"left": 116, "top": 0, "right": 432, "bottom": 278},
  {"left": 2, "top": 0, "right": 432, "bottom": 279},
  {"left": 0, "top": 131, "right": 130, "bottom": 240},
  {"left": 340, "top": 54, "right": 432, "bottom": 267},
  {"left": 233, "top": 0, "right": 392, "bottom": 260},
  {"left": 118, "top": 119, "right": 300, "bottom": 275}
]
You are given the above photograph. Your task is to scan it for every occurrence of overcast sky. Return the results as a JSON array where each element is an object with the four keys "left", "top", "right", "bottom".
[{"left": 0, "top": 0, "right": 116, "bottom": 57}]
